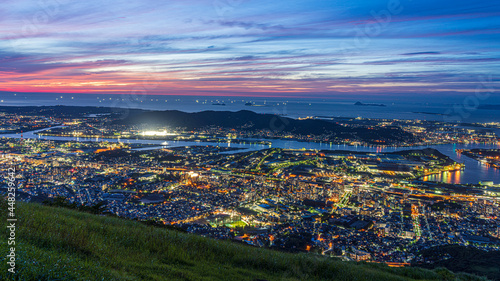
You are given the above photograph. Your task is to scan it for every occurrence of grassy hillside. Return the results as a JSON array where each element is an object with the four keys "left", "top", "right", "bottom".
[{"left": 0, "top": 201, "right": 487, "bottom": 281}]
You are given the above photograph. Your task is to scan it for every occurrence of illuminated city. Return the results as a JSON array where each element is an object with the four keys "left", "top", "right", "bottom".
[{"left": 1, "top": 0, "right": 500, "bottom": 280}]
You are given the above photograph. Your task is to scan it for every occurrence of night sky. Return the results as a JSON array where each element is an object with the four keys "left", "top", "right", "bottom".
[{"left": 1, "top": 0, "right": 499, "bottom": 99}]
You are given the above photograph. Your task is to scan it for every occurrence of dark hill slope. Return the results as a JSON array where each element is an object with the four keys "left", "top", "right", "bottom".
[
  {"left": 0, "top": 105, "right": 416, "bottom": 144},
  {"left": 114, "top": 109, "right": 414, "bottom": 143}
]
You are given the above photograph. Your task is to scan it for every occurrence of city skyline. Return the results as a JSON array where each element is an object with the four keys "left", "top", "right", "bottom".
[
  {"left": 2, "top": 2, "right": 500, "bottom": 280},
  {"left": 1, "top": 0, "right": 499, "bottom": 98}
]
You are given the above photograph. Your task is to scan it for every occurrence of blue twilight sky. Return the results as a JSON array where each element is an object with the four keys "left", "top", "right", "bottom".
[{"left": 0, "top": 0, "right": 499, "bottom": 99}]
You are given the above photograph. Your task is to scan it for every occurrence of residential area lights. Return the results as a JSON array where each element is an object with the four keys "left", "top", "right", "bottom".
[{"left": 1, "top": 109, "right": 500, "bottom": 269}]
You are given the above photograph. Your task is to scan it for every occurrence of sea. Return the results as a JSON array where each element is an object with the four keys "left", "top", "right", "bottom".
[{"left": 1, "top": 92, "right": 500, "bottom": 123}]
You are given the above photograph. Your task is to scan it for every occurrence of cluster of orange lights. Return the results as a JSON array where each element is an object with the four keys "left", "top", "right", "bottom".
[{"left": 94, "top": 147, "right": 118, "bottom": 154}]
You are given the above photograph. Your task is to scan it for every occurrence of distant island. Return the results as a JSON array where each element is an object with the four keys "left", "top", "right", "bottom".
[
  {"left": 354, "top": 101, "right": 386, "bottom": 107},
  {"left": 212, "top": 103, "right": 226, "bottom": 106}
]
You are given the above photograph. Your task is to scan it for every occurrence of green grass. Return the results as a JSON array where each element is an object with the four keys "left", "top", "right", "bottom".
[
  {"left": 0, "top": 201, "right": 489, "bottom": 281},
  {"left": 226, "top": 221, "right": 248, "bottom": 228}
]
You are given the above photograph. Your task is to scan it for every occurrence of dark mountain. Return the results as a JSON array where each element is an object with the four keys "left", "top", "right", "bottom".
[
  {"left": 114, "top": 110, "right": 337, "bottom": 134},
  {"left": 0, "top": 106, "right": 416, "bottom": 144},
  {"left": 113, "top": 109, "right": 416, "bottom": 144}
]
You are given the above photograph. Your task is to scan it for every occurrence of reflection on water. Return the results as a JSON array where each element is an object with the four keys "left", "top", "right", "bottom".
[
  {"left": 423, "top": 151, "right": 500, "bottom": 184},
  {"left": 423, "top": 170, "right": 463, "bottom": 184}
]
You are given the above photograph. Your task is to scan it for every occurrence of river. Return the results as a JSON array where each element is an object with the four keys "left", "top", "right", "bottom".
[{"left": 2, "top": 127, "right": 499, "bottom": 185}]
